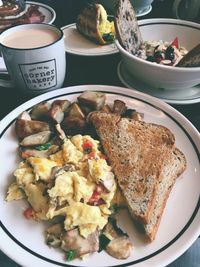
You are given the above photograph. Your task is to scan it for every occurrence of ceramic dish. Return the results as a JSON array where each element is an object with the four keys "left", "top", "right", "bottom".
[
  {"left": 117, "top": 61, "right": 200, "bottom": 105},
  {"left": 115, "top": 18, "right": 200, "bottom": 90},
  {"left": 61, "top": 24, "right": 118, "bottom": 56},
  {"left": 135, "top": 4, "right": 152, "bottom": 17},
  {"left": 0, "top": 85, "right": 199, "bottom": 267},
  {"left": 26, "top": 1, "right": 56, "bottom": 24}
]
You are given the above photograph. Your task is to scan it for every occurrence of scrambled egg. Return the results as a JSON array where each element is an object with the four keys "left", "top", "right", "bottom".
[
  {"left": 6, "top": 134, "right": 117, "bottom": 238},
  {"left": 98, "top": 4, "right": 115, "bottom": 42}
]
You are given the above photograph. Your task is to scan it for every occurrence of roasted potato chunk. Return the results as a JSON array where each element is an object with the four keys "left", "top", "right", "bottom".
[
  {"left": 78, "top": 91, "right": 106, "bottom": 110},
  {"left": 15, "top": 118, "right": 50, "bottom": 139}
]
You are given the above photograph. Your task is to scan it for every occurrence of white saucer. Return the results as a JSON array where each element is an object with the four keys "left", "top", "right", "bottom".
[
  {"left": 136, "top": 5, "right": 152, "bottom": 17},
  {"left": 61, "top": 23, "right": 118, "bottom": 56},
  {"left": 26, "top": 1, "right": 56, "bottom": 24},
  {"left": 117, "top": 61, "right": 200, "bottom": 105}
]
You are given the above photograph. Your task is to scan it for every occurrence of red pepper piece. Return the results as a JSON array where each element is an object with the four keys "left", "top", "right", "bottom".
[
  {"left": 88, "top": 184, "right": 106, "bottom": 206},
  {"left": 171, "top": 37, "right": 179, "bottom": 49},
  {"left": 23, "top": 207, "right": 35, "bottom": 219},
  {"left": 82, "top": 140, "right": 93, "bottom": 153}
]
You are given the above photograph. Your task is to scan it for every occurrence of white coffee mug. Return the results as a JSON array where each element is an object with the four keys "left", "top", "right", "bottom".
[
  {"left": 0, "top": 23, "right": 66, "bottom": 95},
  {"left": 173, "top": 0, "right": 200, "bottom": 20}
]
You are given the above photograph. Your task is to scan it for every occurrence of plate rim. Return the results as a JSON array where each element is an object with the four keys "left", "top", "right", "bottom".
[
  {"left": 117, "top": 61, "right": 200, "bottom": 105},
  {"left": 0, "top": 85, "right": 199, "bottom": 267},
  {"left": 61, "top": 23, "right": 119, "bottom": 56},
  {"left": 26, "top": 0, "right": 56, "bottom": 25}
]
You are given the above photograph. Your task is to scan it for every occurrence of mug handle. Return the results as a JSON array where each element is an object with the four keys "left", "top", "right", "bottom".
[{"left": 0, "top": 57, "right": 13, "bottom": 88}]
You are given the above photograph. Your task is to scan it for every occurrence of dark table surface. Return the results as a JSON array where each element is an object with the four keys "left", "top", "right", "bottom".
[{"left": 0, "top": 0, "right": 199, "bottom": 266}]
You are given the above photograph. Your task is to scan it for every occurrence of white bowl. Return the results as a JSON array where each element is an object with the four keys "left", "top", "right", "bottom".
[{"left": 115, "top": 18, "right": 200, "bottom": 90}]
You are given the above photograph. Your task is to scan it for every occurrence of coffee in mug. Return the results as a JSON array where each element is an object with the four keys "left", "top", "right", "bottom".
[{"left": 0, "top": 23, "right": 66, "bottom": 95}]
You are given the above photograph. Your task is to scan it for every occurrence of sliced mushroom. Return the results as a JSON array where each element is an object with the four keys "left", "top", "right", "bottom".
[
  {"left": 106, "top": 236, "right": 133, "bottom": 259},
  {"left": 20, "top": 145, "right": 59, "bottom": 159},
  {"left": 50, "top": 164, "right": 76, "bottom": 180},
  {"left": 30, "top": 101, "right": 51, "bottom": 120},
  {"left": 113, "top": 99, "right": 127, "bottom": 115},
  {"left": 103, "top": 219, "right": 133, "bottom": 259},
  {"left": 15, "top": 119, "right": 50, "bottom": 139},
  {"left": 20, "top": 130, "right": 51, "bottom": 146},
  {"left": 61, "top": 228, "right": 99, "bottom": 258},
  {"left": 100, "top": 172, "right": 115, "bottom": 192},
  {"left": 78, "top": 91, "right": 106, "bottom": 110},
  {"left": 46, "top": 223, "right": 63, "bottom": 248}
]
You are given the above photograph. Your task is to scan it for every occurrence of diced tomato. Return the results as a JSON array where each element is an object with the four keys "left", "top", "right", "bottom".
[
  {"left": 82, "top": 140, "right": 93, "bottom": 153},
  {"left": 171, "top": 37, "right": 179, "bottom": 49},
  {"left": 88, "top": 184, "right": 105, "bottom": 206},
  {"left": 23, "top": 207, "right": 35, "bottom": 219}
]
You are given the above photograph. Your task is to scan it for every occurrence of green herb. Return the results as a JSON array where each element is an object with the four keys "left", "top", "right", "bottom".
[
  {"left": 66, "top": 250, "right": 76, "bottom": 261},
  {"left": 102, "top": 33, "right": 115, "bottom": 42},
  {"left": 98, "top": 234, "right": 111, "bottom": 252},
  {"left": 35, "top": 141, "right": 52, "bottom": 151}
]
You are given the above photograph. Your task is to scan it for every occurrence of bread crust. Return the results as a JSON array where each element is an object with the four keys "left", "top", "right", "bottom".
[{"left": 144, "top": 148, "right": 187, "bottom": 241}]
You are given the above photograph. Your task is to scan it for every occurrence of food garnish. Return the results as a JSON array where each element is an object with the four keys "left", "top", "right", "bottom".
[{"left": 76, "top": 3, "right": 115, "bottom": 45}]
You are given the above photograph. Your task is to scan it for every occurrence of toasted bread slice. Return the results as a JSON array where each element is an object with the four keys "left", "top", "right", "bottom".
[
  {"left": 114, "top": 0, "right": 143, "bottom": 54},
  {"left": 144, "top": 147, "right": 186, "bottom": 241},
  {"left": 89, "top": 112, "right": 176, "bottom": 224},
  {"left": 76, "top": 3, "right": 115, "bottom": 45},
  {"left": 176, "top": 44, "right": 200, "bottom": 67}
]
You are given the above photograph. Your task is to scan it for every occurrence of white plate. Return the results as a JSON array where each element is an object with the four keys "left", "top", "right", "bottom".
[
  {"left": 61, "top": 23, "right": 118, "bottom": 56},
  {"left": 0, "top": 85, "right": 199, "bottom": 267},
  {"left": 136, "top": 5, "right": 152, "bottom": 17},
  {"left": 26, "top": 1, "right": 56, "bottom": 24},
  {"left": 117, "top": 61, "right": 200, "bottom": 105}
]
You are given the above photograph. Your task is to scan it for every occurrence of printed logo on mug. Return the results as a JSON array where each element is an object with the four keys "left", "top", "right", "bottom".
[{"left": 0, "top": 23, "right": 66, "bottom": 95}]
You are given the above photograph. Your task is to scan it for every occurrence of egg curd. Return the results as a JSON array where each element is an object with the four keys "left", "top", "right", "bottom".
[{"left": 6, "top": 134, "right": 117, "bottom": 238}]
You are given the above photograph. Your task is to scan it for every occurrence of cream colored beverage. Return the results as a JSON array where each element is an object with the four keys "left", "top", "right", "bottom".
[
  {"left": 0, "top": 24, "right": 66, "bottom": 94},
  {"left": 1, "top": 28, "right": 59, "bottom": 49}
]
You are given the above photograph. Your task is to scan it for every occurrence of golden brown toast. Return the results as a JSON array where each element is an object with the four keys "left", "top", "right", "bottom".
[
  {"left": 89, "top": 112, "right": 176, "bottom": 224},
  {"left": 89, "top": 111, "right": 186, "bottom": 240}
]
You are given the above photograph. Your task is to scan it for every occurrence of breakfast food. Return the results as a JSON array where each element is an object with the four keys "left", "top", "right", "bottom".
[
  {"left": 0, "top": 0, "right": 25, "bottom": 18},
  {"left": 76, "top": 3, "right": 115, "bottom": 45},
  {"left": 137, "top": 38, "right": 188, "bottom": 66},
  {"left": 88, "top": 111, "right": 187, "bottom": 241},
  {"left": 6, "top": 92, "right": 134, "bottom": 261},
  {"left": 5, "top": 90, "right": 186, "bottom": 261},
  {"left": 114, "top": 0, "right": 143, "bottom": 54},
  {"left": 114, "top": 0, "right": 193, "bottom": 67},
  {"left": 0, "top": 4, "right": 45, "bottom": 32}
]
